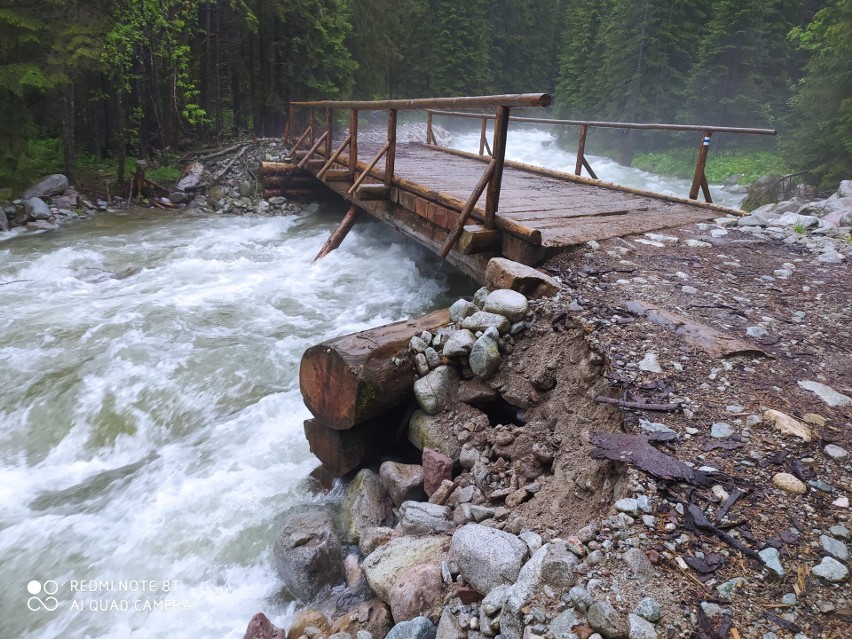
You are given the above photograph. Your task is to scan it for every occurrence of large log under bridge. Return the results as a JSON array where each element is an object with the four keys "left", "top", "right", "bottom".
[{"left": 265, "top": 93, "right": 775, "bottom": 281}]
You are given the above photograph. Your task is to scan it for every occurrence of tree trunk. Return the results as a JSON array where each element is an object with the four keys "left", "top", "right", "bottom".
[{"left": 61, "top": 81, "right": 76, "bottom": 180}]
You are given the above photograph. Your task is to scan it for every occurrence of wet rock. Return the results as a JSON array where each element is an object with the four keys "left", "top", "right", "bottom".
[
  {"left": 759, "top": 547, "right": 785, "bottom": 576},
  {"left": 399, "top": 501, "right": 453, "bottom": 535},
  {"left": 414, "top": 366, "right": 459, "bottom": 415},
  {"left": 442, "top": 330, "right": 476, "bottom": 358},
  {"left": 797, "top": 380, "right": 852, "bottom": 407},
  {"left": 623, "top": 548, "right": 654, "bottom": 583},
  {"left": 469, "top": 330, "right": 502, "bottom": 380},
  {"left": 386, "top": 617, "right": 437, "bottom": 639},
  {"left": 627, "top": 614, "right": 657, "bottom": 639},
  {"left": 763, "top": 409, "right": 814, "bottom": 441},
  {"left": 633, "top": 598, "right": 661, "bottom": 623},
  {"left": 449, "top": 523, "right": 529, "bottom": 594},
  {"left": 389, "top": 563, "right": 443, "bottom": 622},
  {"left": 273, "top": 506, "right": 344, "bottom": 601},
  {"left": 23, "top": 197, "right": 51, "bottom": 220},
  {"left": 331, "top": 600, "right": 393, "bottom": 639},
  {"left": 380, "top": 462, "right": 425, "bottom": 507},
  {"left": 362, "top": 535, "right": 447, "bottom": 603},
  {"left": 811, "top": 556, "right": 849, "bottom": 582},
  {"left": 243, "top": 612, "right": 287, "bottom": 639},
  {"left": 772, "top": 473, "right": 807, "bottom": 495},
  {"left": 422, "top": 449, "right": 453, "bottom": 496},
  {"left": 587, "top": 601, "right": 628, "bottom": 639},
  {"left": 462, "top": 311, "right": 510, "bottom": 335},
  {"left": 484, "top": 257, "right": 560, "bottom": 299},
  {"left": 483, "top": 289, "right": 528, "bottom": 322},
  {"left": 819, "top": 535, "right": 849, "bottom": 561},
  {"left": 341, "top": 469, "right": 393, "bottom": 542},
  {"left": 23, "top": 174, "right": 68, "bottom": 199},
  {"left": 449, "top": 299, "right": 478, "bottom": 324}
]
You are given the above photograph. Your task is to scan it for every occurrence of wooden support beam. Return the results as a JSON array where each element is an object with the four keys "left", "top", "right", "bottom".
[
  {"left": 259, "top": 161, "right": 298, "bottom": 176},
  {"left": 440, "top": 159, "right": 497, "bottom": 258},
  {"left": 299, "top": 307, "right": 452, "bottom": 430},
  {"left": 347, "top": 142, "right": 390, "bottom": 195},
  {"left": 479, "top": 117, "right": 488, "bottom": 155},
  {"left": 291, "top": 125, "right": 312, "bottom": 153},
  {"left": 297, "top": 131, "right": 329, "bottom": 169},
  {"left": 306, "top": 159, "right": 326, "bottom": 171},
  {"left": 324, "top": 170, "right": 352, "bottom": 182},
  {"left": 582, "top": 157, "right": 598, "bottom": 180},
  {"left": 314, "top": 204, "right": 359, "bottom": 261},
  {"left": 427, "top": 111, "right": 435, "bottom": 145},
  {"left": 309, "top": 107, "right": 315, "bottom": 146},
  {"left": 575, "top": 125, "right": 589, "bottom": 176},
  {"left": 324, "top": 108, "right": 333, "bottom": 159},
  {"left": 700, "top": 175, "right": 712, "bottom": 203},
  {"left": 484, "top": 106, "right": 510, "bottom": 229},
  {"left": 689, "top": 131, "right": 712, "bottom": 200},
  {"left": 385, "top": 109, "right": 397, "bottom": 188},
  {"left": 357, "top": 184, "right": 390, "bottom": 200},
  {"left": 459, "top": 224, "right": 501, "bottom": 255},
  {"left": 318, "top": 133, "right": 352, "bottom": 179}
]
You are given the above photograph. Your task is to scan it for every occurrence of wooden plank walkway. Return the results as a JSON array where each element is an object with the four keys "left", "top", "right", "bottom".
[{"left": 344, "top": 141, "right": 725, "bottom": 248}]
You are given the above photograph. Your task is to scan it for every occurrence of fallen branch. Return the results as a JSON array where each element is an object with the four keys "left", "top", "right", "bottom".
[
  {"left": 590, "top": 433, "right": 711, "bottom": 486},
  {"left": 715, "top": 488, "right": 746, "bottom": 524},
  {"left": 212, "top": 144, "right": 250, "bottom": 182},
  {"left": 145, "top": 178, "right": 170, "bottom": 194},
  {"left": 595, "top": 396, "right": 679, "bottom": 411},
  {"left": 685, "top": 503, "right": 762, "bottom": 562},
  {"left": 198, "top": 142, "right": 249, "bottom": 161}
]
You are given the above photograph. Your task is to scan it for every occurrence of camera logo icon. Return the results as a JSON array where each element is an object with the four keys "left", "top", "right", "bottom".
[{"left": 27, "top": 580, "right": 59, "bottom": 612}]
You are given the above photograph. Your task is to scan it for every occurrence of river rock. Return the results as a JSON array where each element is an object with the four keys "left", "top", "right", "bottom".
[
  {"left": 469, "top": 330, "right": 501, "bottom": 380},
  {"left": 386, "top": 617, "right": 436, "bottom": 639},
  {"left": 389, "top": 563, "right": 443, "bottom": 622},
  {"left": 331, "top": 600, "right": 393, "bottom": 639},
  {"left": 414, "top": 366, "right": 459, "bottom": 414},
  {"left": 23, "top": 197, "right": 51, "bottom": 220},
  {"left": 436, "top": 608, "right": 466, "bottom": 639},
  {"left": 380, "top": 462, "right": 425, "bottom": 506},
  {"left": 341, "top": 469, "right": 393, "bottom": 542},
  {"left": 399, "top": 501, "right": 453, "bottom": 535},
  {"left": 422, "top": 448, "right": 453, "bottom": 496},
  {"left": 797, "top": 380, "right": 852, "bottom": 407},
  {"left": 772, "top": 472, "right": 807, "bottom": 495},
  {"left": 169, "top": 191, "right": 189, "bottom": 204},
  {"left": 759, "top": 547, "right": 784, "bottom": 576},
  {"left": 450, "top": 523, "right": 529, "bottom": 595},
  {"left": 549, "top": 609, "right": 580, "bottom": 639},
  {"left": 289, "top": 609, "right": 331, "bottom": 639},
  {"left": 811, "top": 556, "right": 849, "bottom": 582},
  {"left": 633, "top": 598, "right": 661, "bottom": 623},
  {"left": 442, "top": 329, "right": 476, "bottom": 358},
  {"left": 540, "top": 540, "right": 580, "bottom": 589},
  {"left": 623, "top": 548, "right": 654, "bottom": 582},
  {"left": 23, "top": 174, "right": 68, "bottom": 199},
  {"left": 243, "top": 612, "right": 287, "bottom": 639},
  {"left": 587, "top": 601, "right": 628, "bottom": 639},
  {"left": 763, "top": 409, "right": 813, "bottom": 441},
  {"left": 483, "top": 289, "right": 528, "bottom": 322},
  {"left": 627, "top": 614, "right": 657, "bottom": 639},
  {"left": 273, "top": 506, "right": 344, "bottom": 601},
  {"left": 819, "top": 535, "right": 849, "bottom": 561},
  {"left": 485, "top": 257, "right": 559, "bottom": 298},
  {"left": 362, "top": 535, "right": 447, "bottom": 603},
  {"left": 449, "top": 299, "right": 478, "bottom": 324},
  {"left": 462, "top": 312, "right": 510, "bottom": 335},
  {"left": 0, "top": 209, "right": 8, "bottom": 231}
]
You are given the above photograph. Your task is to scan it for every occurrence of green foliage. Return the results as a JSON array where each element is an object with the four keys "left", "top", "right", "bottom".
[{"left": 632, "top": 148, "right": 791, "bottom": 184}]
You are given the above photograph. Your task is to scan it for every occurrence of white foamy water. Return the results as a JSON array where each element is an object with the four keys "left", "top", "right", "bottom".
[
  {"left": 0, "top": 207, "right": 470, "bottom": 638},
  {"left": 447, "top": 125, "right": 744, "bottom": 209}
]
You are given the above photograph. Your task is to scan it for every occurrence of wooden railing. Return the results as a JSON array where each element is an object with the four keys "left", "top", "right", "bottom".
[
  {"left": 426, "top": 110, "right": 777, "bottom": 203},
  {"left": 286, "top": 94, "right": 552, "bottom": 257}
]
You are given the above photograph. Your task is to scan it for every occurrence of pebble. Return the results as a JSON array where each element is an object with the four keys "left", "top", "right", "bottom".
[
  {"left": 638, "top": 353, "right": 662, "bottom": 373},
  {"left": 829, "top": 525, "right": 850, "bottom": 540},
  {"left": 681, "top": 285, "right": 698, "bottom": 294},
  {"left": 569, "top": 586, "right": 594, "bottom": 612},
  {"left": 636, "top": 495, "right": 652, "bottom": 514},
  {"left": 759, "top": 547, "right": 785, "bottom": 576},
  {"left": 641, "top": 515, "right": 656, "bottom": 528},
  {"left": 717, "top": 577, "right": 746, "bottom": 598},
  {"left": 819, "top": 535, "right": 849, "bottom": 561},
  {"left": 615, "top": 498, "right": 639, "bottom": 515},
  {"left": 824, "top": 444, "right": 849, "bottom": 460},
  {"left": 587, "top": 601, "right": 627, "bottom": 638},
  {"left": 627, "top": 614, "right": 657, "bottom": 639},
  {"left": 746, "top": 325, "right": 768, "bottom": 339},
  {"left": 633, "top": 597, "right": 661, "bottom": 623},
  {"left": 772, "top": 472, "right": 807, "bottom": 495},
  {"left": 685, "top": 239, "right": 711, "bottom": 248},
  {"left": 811, "top": 556, "right": 849, "bottom": 582},
  {"left": 710, "top": 422, "right": 734, "bottom": 439},
  {"left": 833, "top": 496, "right": 849, "bottom": 508},
  {"left": 781, "top": 593, "right": 797, "bottom": 605}
]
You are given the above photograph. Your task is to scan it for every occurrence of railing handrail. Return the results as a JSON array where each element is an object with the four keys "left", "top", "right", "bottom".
[
  {"left": 426, "top": 110, "right": 777, "bottom": 136},
  {"left": 290, "top": 93, "right": 551, "bottom": 111}
]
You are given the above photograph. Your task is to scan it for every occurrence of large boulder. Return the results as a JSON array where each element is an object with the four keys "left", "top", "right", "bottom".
[
  {"left": 386, "top": 617, "right": 437, "bottom": 639},
  {"left": 177, "top": 161, "right": 205, "bottom": 191},
  {"left": 461, "top": 311, "right": 510, "bottom": 335},
  {"left": 380, "top": 461, "right": 425, "bottom": 507},
  {"left": 448, "top": 523, "right": 529, "bottom": 595},
  {"left": 483, "top": 290, "right": 528, "bottom": 322},
  {"left": 499, "top": 544, "right": 550, "bottom": 639},
  {"left": 389, "top": 563, "right": 443, "bottom": 622},
  {"left": 413, "top": 366, "right": 458, "bottom": 415},
  {"left": 362, "top": 535, "right": 447, "bottom": 603},
  {"left": 341, "top": 469, "right": 393, "bottom": 543},
  {"left": 273, "top": 506, "right": 344, "bottom": 601},
  {"left": 23, "top": 174, "right": 68, "bottom": 199},
  {"left": 485, "top": 258, "right": 559, "bottom": 299},
  {"left": 399, "top": 501, "right": 453, "bottom": 535},
  {"left": 442, "top": 330, "right": 476, "bottom": 358},
  {"left": 23, "top": 197, "right": 51, "bottom": 221}
]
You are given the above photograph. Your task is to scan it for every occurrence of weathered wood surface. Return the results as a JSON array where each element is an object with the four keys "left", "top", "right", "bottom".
[{"left": 299, "top": 308, "right": 451, "bottom": 431}]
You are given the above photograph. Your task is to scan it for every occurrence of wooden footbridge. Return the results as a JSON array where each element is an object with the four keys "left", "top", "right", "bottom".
[{"left": 269, "top": 94, "right": 775, "bottom": 281}]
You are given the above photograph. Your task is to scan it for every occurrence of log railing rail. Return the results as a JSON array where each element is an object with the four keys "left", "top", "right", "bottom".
[
  {"left": 426, "top": 109, "right": 777, "bottom": 203},
  {"left": 286, "top": 94, "right": 552, "bottom": 256}
]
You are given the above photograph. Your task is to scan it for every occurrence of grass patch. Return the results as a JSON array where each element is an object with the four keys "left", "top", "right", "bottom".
[{"left": 632, "top": 148, "right": 791, "bottom": 185}]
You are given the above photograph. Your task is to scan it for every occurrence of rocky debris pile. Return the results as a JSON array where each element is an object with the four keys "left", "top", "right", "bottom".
[{"left": 1, "top": 173, "right": 97, "bottom": 234}]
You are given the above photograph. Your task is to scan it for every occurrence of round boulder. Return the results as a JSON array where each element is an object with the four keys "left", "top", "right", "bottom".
[
  {"left": 448, "top": 523, "right": 529, "bottom": 595},
  {"left": 483, "top": 289, "right": 528, "bottom": 322}
]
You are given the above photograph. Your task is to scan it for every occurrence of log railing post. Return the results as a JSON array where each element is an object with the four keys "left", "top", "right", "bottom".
[
  {"left": 385, "top": 108, "right": 397, "bottom": 188},
  {"left": 484, "top": 106, "right": 510, "bottom": 230},
  {"left": 426, "top": 111, "right": 433, "bottom": 145},
  {"left": 575, "top": 125, "right": 589, "bottom": 176},
  {"left": 689, "top": 131, "right": 712, "bottom": 201},
  {"left": 325, "top": 108, "right": 333, "bottom": 159},
  {"left": 479, "top": 117, "right": 487, "bottom": 155},
  {"left": 349, "top": 109, "right": 359, "bottom": 180},
  {"left": 282, "top": 114, "right": 291, "bottom": 143},
  {"left": 309, "top": 108, "right": 315, "bottom": 146}
]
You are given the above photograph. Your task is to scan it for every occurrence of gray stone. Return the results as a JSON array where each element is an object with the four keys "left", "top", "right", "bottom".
[
  {"left": 638, "top": 353, "right": 662, "bottom": 373},
  {"left": 473, "top": 287, "right": 490, "bottom": 309},
  {"left": 273, "top": 506, "right": 343, "bottom": 601},
  {"left": 587, "top": 601, "right": 628, "bottom": 639},
  {"left": 627, "top": 615, "right": 657, "bottom": 639},
  {"left": 549, "top": 609, "right": 581, "bottom": 639},
  {"left": 638, "top": 420, "right": 676, "bottom": 437},
  {"left": 839, "top": 180, "right": 852, "bottom": 198},
  {"left": 614, "top": 498, "right": 639, "bottom": 515},
  {"left": 238, "top": 180, "right": 252, "bottom": 198},
  {"left": 449, "top": 523, "right": 529, "bottom": 594},
  {"left": 776, "top": 211, "right": 820, "bottom": 228},
  {"left": 356, "top": 632, "right": 373, "bottom": 639},
  {"left": 413, "top": 366, "right": 459, "bottom": 414},
  {"left": 717, "top": 577, "right": 746, "bottom": 598},
  {"left": 633, "top": 598, "right": 661, "bottom": 623},
  {"left": 824, "top": 444, "right": 849, "bottom": 460},
  {"left": 424, "top": 347, "right": 441, "bottom": 369},
  {"left": 623, "top": 548, "right": 654, "bottom": 583},
  {"left": 449, "top": 299, "right": 479, "bottom": 324},
  {"left": 738, "top": 213, "right": 767, "bottom": 227},
  {"left": 462, "top": 311, "right": 511, "bottom": 335},
  {"left": 519, "top": 531, "right": 543, "bottom": 555},
  {"left": 484, "top": 257, "right": 560, "bottom": 299},
  {"left": 23, "top": 197, "right": 51, "bottom": 220},
  {"left": 330, "top": 633, "right": 352, "bottom": 639},
  {"left": 759, "top": 547, "right": 784, "bottom": 576},
  {"left": 710, "top": 422, "right": 734, "bottom": 439},
  {"left": 798, "top": 380, "right": 852, "bottom": 407},
  {"left": 169, "top": 191, "right": 189, "bottom": 204},
  {"left": 176, "top": 161, "right": 204, "bottom": 191},
  {"left": 410, "top": 336, "right": 429, "bottom": 353},
  {"left": 811, "top": 556, "right": 849, "bottom": 582},
  {"left": 781, "top": 593, "right": 797, "bottom": 605},
  {"left": 469, "top": 333, "right": 501, "bottom": 380},
  {"left": 380, "top": 461, "right": 425, "bottom": 507},
  {"left": 816, "top": 249, "right": 845, "bottom": 263},
  {"left": 746, "top": 326, "right": 768, "bottom": 339},
  {"left": 341, "top": 469, "right": 393, "bottom": 543},
  {"left": 436, "top": 608, "right": 466, "bottom": 639},
  {"left": 569, "top": 586, "right": 594, "bottom": 612},
  {"left": 819, "top": 535, "right": 849, "bottom": 561},
  {"left": 23, "top": 174, "right": 69, "bottom": 199},
  {"left": 269, "top": 196, "right": 287, "bottom": 205},
  {"left": 363, "top": 536, "right": 447, "bottom": 603},
  {"left": 483, "top": 289, "right": 528, "bottom": 322},
  {"left": 829, "top": 525, "right": 850, "bottom": 540},
  {"left": 540, "top": 540, "right": 580, "bottom": 589},
  {"left": 442, "top": 330, "right": 476, "bottom": 358},
  {"left": 386, "top": 617, "right": 436, "bottom": 639},
  {"left": 500, "top": 545, "right": 549, "bottom": 639},
  {"left": 399, "top": 501, "right": 453, "bottom": 535},
  {"left": 456, "top": 378, "right": 498, "bottom": 403}
]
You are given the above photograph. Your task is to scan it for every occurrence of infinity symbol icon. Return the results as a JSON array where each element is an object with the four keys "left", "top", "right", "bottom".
[{"left": 26, "top": 580, "right": 59, "bottom": 612}]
